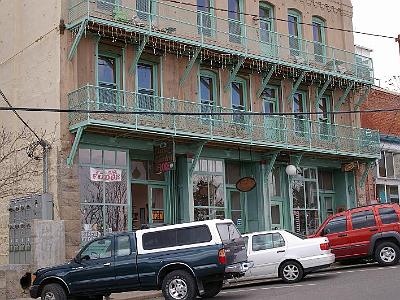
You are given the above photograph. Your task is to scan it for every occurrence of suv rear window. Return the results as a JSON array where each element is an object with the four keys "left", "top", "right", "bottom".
[
  {"left": 216, "top": 223, "right": 241, "bottom": 242},
  {"left": 378, "top": 207, "right": 399, "bottom": 225},
  {"left": 142, "top": 225, "right": 212, "bottom": 250},
  {"left": 351, "top": 210, "right": 376, "bottom": 230}
]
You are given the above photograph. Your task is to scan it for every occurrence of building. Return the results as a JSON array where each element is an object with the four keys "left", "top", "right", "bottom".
[
  {"left": 0, "top": 0, "right": 380, "bottom": 262},
  {"left": 361, "top": 87, "right": 400, "bottom": 204}
]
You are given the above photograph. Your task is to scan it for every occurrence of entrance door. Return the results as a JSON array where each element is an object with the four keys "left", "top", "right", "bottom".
[
  {"left": 320, "top": 194, "right": 334, "bottom": 223},
  {"left": 271, "top": 202, "right": 283, "bottom": 230},
  {"left": 227, "top": 189, "right": 245, "bottom": 233},
  {"left": 148, "top": 185, "right": 166, "bottom": 224}
]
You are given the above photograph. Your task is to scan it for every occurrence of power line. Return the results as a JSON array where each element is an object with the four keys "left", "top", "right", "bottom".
[
  {"left": 163, "top": 0, "right": 397, "bottom": 40},
  {"left": 1, "top": 106, "right": 400, "bottom": 117},
  {"left": 0, "top": 27, "right": 58, "bottom": 67}
]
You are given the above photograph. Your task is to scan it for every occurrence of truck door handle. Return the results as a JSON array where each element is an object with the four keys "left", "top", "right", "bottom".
[
  {"left": 370, "top": 228, "right": 378, "bottom": 232},
  {"left": 338, "top": 234, "right": 347, "bottom": 237},
  {"left": 277, "top": 250, "right": 286, "bottom": 253},
  {"left": 103, "top": 263, "right": 111, "bottom": 267}
]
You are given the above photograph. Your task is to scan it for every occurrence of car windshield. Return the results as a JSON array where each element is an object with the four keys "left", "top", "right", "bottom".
[{"left": 285, "top": 230, "right": 307, "bottom": 240}]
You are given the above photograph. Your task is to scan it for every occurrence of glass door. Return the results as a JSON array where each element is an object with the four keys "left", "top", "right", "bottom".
[
  {"left": 228, "top": 0, "right": 242, "bottom": 44},
  {"left": 148, "top": 185, "right": 166, "bottom": 224},
  {"left": 197, "top": 0, "right": 213, "bottom": 36},
  {"left": 259, "top": 4, "right": 275, "bottom": 57},
  {"left": 319, "top": 194, "right": 334, "bottom": 222},
  {"left": 227, "top": 189, "right": 245, "bottom": 233},
  {"left": 271, "top": 201, "right": 284, "bottom": 230}
]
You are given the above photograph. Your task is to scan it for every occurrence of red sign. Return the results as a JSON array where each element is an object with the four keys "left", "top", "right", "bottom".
[
  {"left": 236, "top": 177, "right": 257, "bottom": 192},
  {"left": 90, "top": 168, "right": 122, "bottom": 182},
  {"left": 153, "top": 142, "right": 175, "bottom": 174}
]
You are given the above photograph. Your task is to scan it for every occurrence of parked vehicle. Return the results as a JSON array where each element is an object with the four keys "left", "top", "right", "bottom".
[
  {"left": 243, "top": 230, "right": 334, "bottom": 283},
  {"left": 29, "top": 219, "right": 250, "bottom": 300},
  {"left": 311, "top": 203, "right": 400, "bottom": 266}
]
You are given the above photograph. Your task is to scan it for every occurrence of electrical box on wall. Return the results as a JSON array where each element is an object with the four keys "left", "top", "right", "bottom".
[{"left": 8, "top": 194, "right": 53, "bottom": 264}]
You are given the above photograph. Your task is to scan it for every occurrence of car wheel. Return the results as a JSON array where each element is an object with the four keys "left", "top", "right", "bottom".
[
  {"left": 200, "top": 280, "right": 224, "bottom": 298},
  {"left": 162, "top": 270, "right": 197, "bottom": 300},
  {"left": 279, "top": 261, "right": 304, "bottom": 284},
  {"left": 41, "top": 283, "right": 67, "bottom": 300},
  {"left": 375, "top": 242, "right": 400, "bottom": 266}
]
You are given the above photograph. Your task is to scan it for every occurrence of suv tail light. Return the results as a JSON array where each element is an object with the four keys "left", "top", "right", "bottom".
[
  {"left": 218, "top": 249, "right": 227, "bottom": 265},
  {"left": 320, "top": 243, "right": 330, "bottom": 251}
]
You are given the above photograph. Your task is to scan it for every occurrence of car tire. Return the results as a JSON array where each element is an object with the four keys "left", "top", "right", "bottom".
[
  {"left": 200, "top": 280, "right": 224, "bottom": 298},
  {"left": 374, "top": 241, "right": 400, "bottom": 266},
  {"left": 279, "top": 261, "right": 304, "bottom": 284},
  {"left": 162, "top": 270, "right": 197, "bottom": 300},
  {"left": 41, "top": 283, "right": 67, "bottom": 300}
]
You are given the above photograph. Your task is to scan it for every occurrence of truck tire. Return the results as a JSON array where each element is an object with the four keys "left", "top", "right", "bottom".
[
  {"left": 279, "top": 261, "right": 304, "bottom": 284},
  {"left": 162, "top": 270, "right": 197, "bottom": 300},
  {"left": 41, "top": 283, "right": 67, "bottom": 300},
  {"left": 200, "top": 280, "right": 223, "bottom": 298},
  {"left": 374, "top": 241, "right": 400, "bottom": 266}
]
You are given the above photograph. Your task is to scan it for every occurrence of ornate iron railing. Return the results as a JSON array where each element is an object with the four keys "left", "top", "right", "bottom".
[
  {"left": 68, "top": 85, "right": 380, "bottom": 158},
  {"left": 68, "top": 0, "right": 374, "bottom": 83}
]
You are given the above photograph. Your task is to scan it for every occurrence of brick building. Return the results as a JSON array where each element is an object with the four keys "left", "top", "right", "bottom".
[{"left": 361, "top": 87, "right": 400, "bottom": 204}]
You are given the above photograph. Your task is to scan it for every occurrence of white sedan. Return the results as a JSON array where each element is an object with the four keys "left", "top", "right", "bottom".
[{"left": 243, "top": 230, "right": 335, "bottom": 283}]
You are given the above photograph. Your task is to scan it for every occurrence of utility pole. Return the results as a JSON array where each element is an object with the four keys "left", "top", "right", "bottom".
[{"left": 396, "top": 34, "right": 400, "bottom": 56}]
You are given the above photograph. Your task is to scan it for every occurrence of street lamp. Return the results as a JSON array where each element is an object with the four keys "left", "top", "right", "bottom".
[{"left": 285, "top": 164, "right": 298, "bottom": 176}]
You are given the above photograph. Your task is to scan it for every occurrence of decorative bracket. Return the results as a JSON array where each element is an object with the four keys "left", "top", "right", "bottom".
[
  {"left": 224, "top": 57, "right": 245, "bottom": 92},
  {"left": 359, "top": 159, "right": 376, "bottom": 189},
  {"left": 315, "top": 77, "right": 332, "bottom": 111},
  {"left": 287, "top": 71, "right": 306, "bottom": 104},
  {"left": 68, "top": 20, "right": 87, "bottom": 61},
  {"left": 66, "top": 126, "right": 84, "bottom": 167},
  {"left": 189, "top": 141, "right": 207, "bottom": 176},
  {"left": 264, "top": 151, "right": 280, "bottom": 178},
  {"left": 335, "top": 81, "right": 354, "bottom": 111},
  {"left": 179, "top": 47, "right": 201, "bottom": 86},
  {"left": 291, "top": 153, "right": 304, "bottom": 168},
  {"left": 354, "top": 86, "right": 371, "bottom": 110},
  {"left": 129, "top": 36, "right": 148, "bottom": 74},
  {"left": 257, "top": 65, "right": 277, "bottom": 98}
]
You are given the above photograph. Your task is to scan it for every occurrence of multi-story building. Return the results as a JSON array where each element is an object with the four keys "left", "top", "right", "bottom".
[
  {"left": 361, "top": 87, "right": 400, "bottom": 204},
  {"left": 0, "top": 0, "right": 380, "bottom": 262}
]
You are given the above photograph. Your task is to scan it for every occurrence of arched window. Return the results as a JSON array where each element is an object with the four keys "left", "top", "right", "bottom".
[
  {"left": 259, "top": 2, "right": 276, "bottom": 56},
  {"left": 288, "top": 9, "right": 302, "bottom": 56},
  {"left": 312, "top": 16, "right": 327, "bottom": 63}
]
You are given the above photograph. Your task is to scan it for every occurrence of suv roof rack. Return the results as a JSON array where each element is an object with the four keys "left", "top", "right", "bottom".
[{"left": 345, "top": 202, "right": 397, "bottom": 212}]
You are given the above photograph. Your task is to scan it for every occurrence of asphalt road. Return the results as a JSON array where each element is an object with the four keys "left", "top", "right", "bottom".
[{"left": 152, "top": 264, "right": 400, "bottom": 300}]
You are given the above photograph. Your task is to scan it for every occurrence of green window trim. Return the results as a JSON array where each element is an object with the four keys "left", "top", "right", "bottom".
[
  {"left": 197, "top": 0, "right": 216, "bottom": 37},
  {"left": 262, "top": 85, "right": 280, "bottom": 113},
  {"left": 292, "top": 90, "right": 308, "bottom": 114},
  {"left": 287, "top": 9, "right": 303, "bottom": 38},
  {"left": 312, "top": 16, "right": 327, "bottom": 63},
  {"left": 198, "top": 69, "right": 219, "bottom": 106},
  {"left": 230, "top": 77, "right": 248, "bottom": 124},
  {"left": 136, "top": 60, "right": 159, "bottom": 95},
  {"left": 259, "top": 2, "right": 275, "bottom": 30}
]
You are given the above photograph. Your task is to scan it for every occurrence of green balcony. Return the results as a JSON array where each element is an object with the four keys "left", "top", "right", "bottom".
[
  {"left": 68, "top": 0, "right": 374, "bottom": 84},
  {"left": 68, "top": 85, "right": 380, "bottom": 159}
]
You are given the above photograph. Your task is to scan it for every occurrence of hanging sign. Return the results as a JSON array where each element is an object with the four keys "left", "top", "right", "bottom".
[
  {"left": 90, "top": 168, "right": 122, "bottom": 182},
  {"left": 236, "top": 177, "right": 257, "bottom": 192},
  {"left": 154, "top": 142, "right": 175, "bottom": 174}
]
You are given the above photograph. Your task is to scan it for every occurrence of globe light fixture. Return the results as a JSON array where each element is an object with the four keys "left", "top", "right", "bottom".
[{"left": 285, "top": 164, "right": 298, "bottom": 176}]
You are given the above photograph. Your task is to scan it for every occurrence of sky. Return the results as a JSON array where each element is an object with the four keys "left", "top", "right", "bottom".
[{"left": 352, "top": 0, "right": 399, "bottom": 89}]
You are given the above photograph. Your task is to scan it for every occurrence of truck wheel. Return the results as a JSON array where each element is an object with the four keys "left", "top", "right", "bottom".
[
  {"left": 375, "top": 242, "right": 400, "bottom": 266},
  {"left": 162, "top": 270, "right": 197, "bottom": 300},
  {"left": 279, "top": 261, "right": 304, "bottom": 284},
  {"left": 201, "top": 280, "right": 224, "bottom": 298},
  {"left": 41, "top": 283, "right": 67, "bottom": 300}
]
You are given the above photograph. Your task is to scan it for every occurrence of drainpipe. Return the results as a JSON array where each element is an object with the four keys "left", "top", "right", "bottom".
[{"left": 40, "top": 140, "right": 51, "bottom": 194}]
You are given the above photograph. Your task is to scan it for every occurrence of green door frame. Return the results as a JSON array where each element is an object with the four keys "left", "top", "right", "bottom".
[
  {"left": 270, "top": 201, "right": 284, "bottom": 230},
  {"left": 226, "top": 187, "right": 246, "bottom": 233},
  {"left": 319, "top": 192, "right": 335, "bottom": 222},
  {"left": 148, "top": 184, "right": 168, "bottom": 224}
]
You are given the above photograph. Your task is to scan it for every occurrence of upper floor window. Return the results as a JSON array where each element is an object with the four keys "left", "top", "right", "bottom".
[
  {"left": 288, "top": 9, "right": 302, "bottom": 55},
  {"left": 262, "top": 86, "right": 279, "bottom": 113},
  {"left": 312, "top": 17, "right": 326, "bottom": 63},
  {"left": 97, "top": 0, "right": 116, "bottom": 12},
  {"left": 98, "top": 52, "right": 121, "bottom": 110},
  {"left": 259, "top": 2, "right": 275, "bottom": 56},
  {"left": 199, "top": 70, "right": 217, "bottom": 106},
  {"left": 228, "top": 0, "right": 243, "bottom": 43},
  {"left": 378, "top": 151, "right": 399, "bottom": 178},
  {"left": 137, "top": 62, "right": 158, "bottom": 110},
  {"left": 136, "top": 0, "right": 154, "bottom": 22},
  {"left": 197, "top": 0, "right": 214, "bottom": 36},
  {"left": 231, "top": 78, "right": 247, "bottom": 123}
]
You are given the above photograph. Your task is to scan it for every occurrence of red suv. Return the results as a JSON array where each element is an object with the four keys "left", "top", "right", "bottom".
[{"left": 312, "top": 203, "right": 400, "bottom": 266}]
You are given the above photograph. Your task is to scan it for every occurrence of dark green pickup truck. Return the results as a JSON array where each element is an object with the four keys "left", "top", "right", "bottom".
[{"left": 29, "top": 219, "right": 249, "bottom": 300}]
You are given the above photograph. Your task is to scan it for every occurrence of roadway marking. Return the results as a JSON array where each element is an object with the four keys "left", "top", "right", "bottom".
[
  {"left": 220, "top": 283, "right": 317, "bottom": 294},
  {"left": 315, "top": 264, "right": 399, "bottom": 277}
]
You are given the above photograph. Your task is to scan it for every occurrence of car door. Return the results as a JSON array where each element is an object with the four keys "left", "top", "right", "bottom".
[
  {"left": 68, "top": 236, "right": 115, "bottom": 294},
  {"left": 112, "top": 234, "right": 140, "bottom": 292},
  {"left": 248, "top": 232, "right": 286, "bottom": 277},
  {"left": 347, "top": 208, "right": 378, "bottom": 257},
  {"left": 321, "top": 215, "right": 352, "bottom": 259}
]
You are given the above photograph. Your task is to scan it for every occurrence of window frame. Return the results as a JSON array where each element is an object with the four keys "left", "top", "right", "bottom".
[
  {"left": 196, "top": 0, "right": 216, "bottom": 37},
  {"left": 378, "top": 151, "right": 397, "bottom": 179},
  {"left": 79, "top": 236, "right": 114, "bottom": 260},
  {"left": 262, "top": 85, "right": 279, "bottom": 114},
  {"left": 199, "top": 69, "right": 218, "bottom": 106},
  {"left": 378, "top": 207, "right": 400, "bottom": 225},
  {"left": 230, "top": 77, "right": 248, "bottom": 123},
  {"left": 287, "top": 9, "right": 303, "bottom": 55},
  {"left": 350, "top": 210, "right": 376, "bottom": 230},
  {"left": 311, "top": 16, "right": 327, "bottom": 62},
  {"left": 323, "top": 216, "right": 347, "bottom": 235}
]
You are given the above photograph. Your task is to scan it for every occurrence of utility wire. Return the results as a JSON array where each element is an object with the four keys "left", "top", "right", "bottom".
[
  {"left": 1, "top": 106, "right": 400, "bottom": 116},
  {"left": 163, "top": 0, "right": 397, "bottom": 40}
]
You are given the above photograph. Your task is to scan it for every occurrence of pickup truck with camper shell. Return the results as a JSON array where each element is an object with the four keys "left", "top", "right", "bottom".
[{"left": 28, "top": 219, "right": 249, "bottom": 300}]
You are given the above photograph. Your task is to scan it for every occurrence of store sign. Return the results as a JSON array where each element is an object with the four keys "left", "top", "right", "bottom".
[
  {"left": 341, "top": 161, "right": 358, "bottom": 172},
  {"left": 154, "top": 142, "right": 175, "bottom": 174},
  {"left": 152, "top": 210, "right": 164, "bottom": 222},
  {"left": 90, "top": 168, "right": 122, "bottom": 182},
  {"left": 81, "top": 230, "right": 101, "bottom": 243},
  {"left": 236, "top": 177, "right": 257, "bottom": 192}
]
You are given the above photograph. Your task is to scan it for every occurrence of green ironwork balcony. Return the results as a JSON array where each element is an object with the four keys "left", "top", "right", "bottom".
[
  {"left": 68, "top": 0, "right": 374, "bottom": 84},
  {"left": 68, "top": 85, "right": 380, "bottom": 159}
]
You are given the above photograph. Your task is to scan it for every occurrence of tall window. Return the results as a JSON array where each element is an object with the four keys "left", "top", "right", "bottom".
[
  {"left": 136, "top": 0, "right": 153, "bottom": 22},
  {"left": 312, "top": 17, "right": 326, "bottom": 63},
  {"left": 231, "top": 79, "right": 246, "bottom": 123},
  {"left": 259, "top": 2, "right": 275, "bottom": 56},
  {"left": 293, "top": 91, "right": 308, "bottom": 136},
  {"left": 197, "top": 0, "right": 213, "bottom": 36},
  {"left": 97, "top": 0, "right": 116, "bottom": 12},
  {"left": 193, "top": 159, "right": 225, "bottom": 221},
  {"left": 137, "top": 62, "right": 157, "bottom": 110},
  {"left": 228, "top": 0, "right": 242, "bottom": 43},
  {"left": 379, "top": 151, "right": 396, "bottom": 178},
  {"left": 79, "top": 148, "right": 128, "bottom": 243},
  {"left": 262, "top": 87, "right": 278, "bottom": 113},
  {"left": 288, "top": 10, "right": 302, "bottom": 56},
  {"left": 317, "top": 95, "right": 332, "bottom": 138},
  {"left": 199, "top": 70, "right": 217, "bottom": 119},
  {"left": 98, "top": 54, "right": 120, "bottom": 110}
]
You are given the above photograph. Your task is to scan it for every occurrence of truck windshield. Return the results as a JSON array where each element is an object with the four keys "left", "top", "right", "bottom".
[{"left": 217, "top": 223, "right": 241, "bottom": 242}]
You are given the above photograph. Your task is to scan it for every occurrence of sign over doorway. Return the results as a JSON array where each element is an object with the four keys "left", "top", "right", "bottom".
[{"left": 153, "top": 142, "right": 175, "bottom": 174}]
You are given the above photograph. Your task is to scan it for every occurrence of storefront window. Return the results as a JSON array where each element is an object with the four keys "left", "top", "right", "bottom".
[
  {"left": 79, "top": 148, "right": 128, "bottom": 243},
  {"left": 225, "top": 161, "right": 240, "bottom": 185},
  {"left": 193, "top": 159, "right": 225, "bottom": 221}
]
